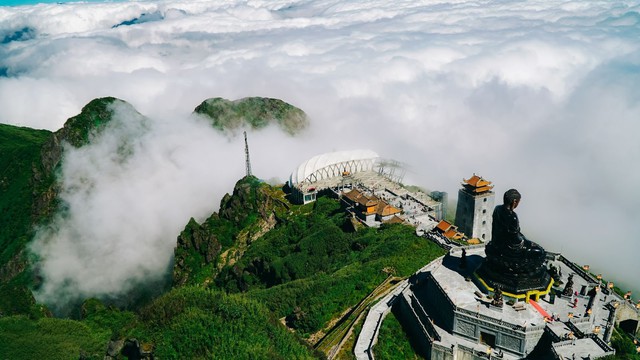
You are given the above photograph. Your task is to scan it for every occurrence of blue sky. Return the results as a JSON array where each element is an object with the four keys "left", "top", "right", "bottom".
[{"left": 1, "top": 0, "right": 121, "bottom": 6}]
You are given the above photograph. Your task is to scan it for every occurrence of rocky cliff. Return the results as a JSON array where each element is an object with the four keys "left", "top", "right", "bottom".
[{"left": 172, "top": 176, "right": 287, "bottom": 287}]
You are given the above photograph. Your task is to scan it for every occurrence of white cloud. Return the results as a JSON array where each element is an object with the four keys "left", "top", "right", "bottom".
[
  {"left": 2, "top": 0, "right": 639, "bottom": 302},
  {"left": 30, "top": 102, "right": 248, "bottom": 307}
]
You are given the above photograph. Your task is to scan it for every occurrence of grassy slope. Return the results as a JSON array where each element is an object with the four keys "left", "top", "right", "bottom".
[
  {"left": 373, "top": 311, "right": 422, "bottom": 360},
  {"left": 0, "top": 116, "right": 443, "bottom": 358},
  {"left": 0, "top": 287, "right": 317, "bottom": 360},
  {"left": 0, "top": 124, "right": 51, "bottom": 316},
  {"left": 0, "top": 124, "right": 50, "bottom": 269},
  {"left": 132, "top": 287, "right": 317, "bottom": 359},
  {"left": 214, "top": 196, "right": 445, "bottom": 335},
  {"left": 0, "top": 316, "right": 108, "bottom": 360}
]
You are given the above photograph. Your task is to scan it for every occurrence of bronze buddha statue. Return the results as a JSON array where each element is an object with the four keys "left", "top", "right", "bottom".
[{"left": 477, "top": 189, "right": 551, "bottom": 294}]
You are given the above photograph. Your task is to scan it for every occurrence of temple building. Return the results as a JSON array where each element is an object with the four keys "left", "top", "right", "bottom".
[
  {"left": 434, "top": 220, "right": 464, "bottom": 241},
  {"left": 356, "top": 186, "right": 620, "bottom": 360},
  {"left": 342, "top": 188, "right": 402, "bottom": 226},
  {"left": 455, "top": 174, "right": 494, "bottom": 242}
]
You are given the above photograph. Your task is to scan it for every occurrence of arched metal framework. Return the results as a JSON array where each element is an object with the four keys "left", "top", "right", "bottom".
[{"left": 290, "top": 149, "right": 379, "bottom": 186}]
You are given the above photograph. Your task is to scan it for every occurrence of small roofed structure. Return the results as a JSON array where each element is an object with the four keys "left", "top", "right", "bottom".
[
  {"left": 383, "top": 215, "right": 405, "bottom": 225},
  {"left": 376, "top": 201, "right": 401, "bottom": 220},
  {"left": 435, "top": 220, "right": 464, "bottom": 240},
  {"left": 343, "top": 188, "right": 401, "bottom": 225}
]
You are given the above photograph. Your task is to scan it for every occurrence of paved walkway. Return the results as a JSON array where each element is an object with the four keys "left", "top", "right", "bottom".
[
  {"left": 353, "top": 258, "right": 444, "bottom": 359},
  {"left": 354, "top": 282, "right": 408, "bottom": 360}
]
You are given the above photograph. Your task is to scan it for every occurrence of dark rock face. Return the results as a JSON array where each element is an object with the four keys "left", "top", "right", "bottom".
[
  {"left": 172, "top": 217, "right": 223, "bottom": 287},
  {"left": 172, "top": 176, "right": 283, "bottom": 287},
  {"left": 219, "top": 176, "right": 273, "bottom": 226},
  {"left": 104, "top": 338, "right": 153, "bottom": 360}
]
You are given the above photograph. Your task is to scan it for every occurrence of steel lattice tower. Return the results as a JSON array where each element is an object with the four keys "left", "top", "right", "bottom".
[{"left": 244, "top": 131, "right": 252, "bottom": 177}]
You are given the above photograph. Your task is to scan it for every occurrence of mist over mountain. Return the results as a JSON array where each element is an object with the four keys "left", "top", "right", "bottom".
[
  {"left": 13, "top": 96, "right": 307, "bottom": 311},
  {"left": 1, "top": 0, "right": 639, "bottom": 298}
]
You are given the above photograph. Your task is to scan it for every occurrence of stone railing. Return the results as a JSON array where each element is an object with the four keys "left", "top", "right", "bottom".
[
  {"left": 558, "top": 255, "right": 598, "bottom": 285},
  {"left": 365, "top": 312, "right": 385, "bottom": 360},
  {"left": 410, "top": 294, "right": 441, "bottom": 341},
  {"left": 432, "top": 342, "right": 454, "bottom": 355},
  {"left": 449, "top": 243, "right": 487, "bottom": 253},
  {"left": 552, "top": 339, "right": 574, "bottom": 348},
  {"left": 428, "top": 272, "right": 457, "bottom": 310},
  {"left": 565, "top": 320, "right": 585, "bottom": 338},
  {"left": 570, "top": 316, "right": 591, "bottom": 325},
  {"left": 584, "top": 333, "right": 615, "bottom": 354},
  {"left": 425, "top": 231, "right": 453, "bottom": 250},
  {"left": 456, "top": 308, "right": 528, "bottom": 332}
]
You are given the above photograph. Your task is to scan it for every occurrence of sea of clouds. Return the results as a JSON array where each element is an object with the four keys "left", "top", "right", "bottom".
[{"left": 1, "top": 0, "right": 639, "bottom": 306}]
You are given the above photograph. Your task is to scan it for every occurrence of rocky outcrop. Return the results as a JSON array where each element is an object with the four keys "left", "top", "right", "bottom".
[
  {"left": 194, "top": 97, "right": 308, "bottom": 136},
  {"left": 104, "top": 338, "right": 154, "bottom": 360},
  {"left": 172, "top": 217, "right": 223, "bottom": 287},
  {"left": 172, "top": 176, "right": 286, "bottom": 287},
  {"left": 0, "top": 251, "right": 27, "bottom": 284}
]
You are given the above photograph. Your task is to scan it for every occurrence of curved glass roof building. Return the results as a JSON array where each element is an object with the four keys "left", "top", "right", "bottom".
[{"left": 289, "top": 149, "right": 379, "bottom": 186}]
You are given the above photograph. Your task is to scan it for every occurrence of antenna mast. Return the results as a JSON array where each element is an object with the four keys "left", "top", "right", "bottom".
[{"left": 244, "top": 131, "right": 252, "bottom": 177}]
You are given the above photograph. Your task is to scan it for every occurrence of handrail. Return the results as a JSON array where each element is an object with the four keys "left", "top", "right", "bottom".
[
  {"left": 365, "top": 312, "right": 385, "bottom": 360},
  {"left": 410, "top": 294, "right": 441, "bottom": 341},
  {"left": 456, "top": 308, "right": 529, "bottom": 332},
  {"left": 558, "top": 255, "right": 598, "bottom": 285},
  {"left": 565, "top": 320, "right": 585, "bottom": 338}
]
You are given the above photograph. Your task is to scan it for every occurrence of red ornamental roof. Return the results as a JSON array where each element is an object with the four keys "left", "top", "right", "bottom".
[
  {"left": 462, "top": 174, "right": 493, "bottom": 193},
  {"left": 435, "top": 220, "right": 463, "bottom": 239},
  {"left": 344, "top": 189, "right": 379, "bottom": 207},
  {"left": 463, "top": 174, "right": 492, "bottom": 187},
  {"left": 436, "top": 220, "right": 453, "bottom": 232}
]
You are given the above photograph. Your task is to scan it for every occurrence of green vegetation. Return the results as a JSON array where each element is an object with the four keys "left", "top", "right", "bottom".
[
  {"left": 132, "top": 286, "right": 316, "bottom": 359},
  {"left": 0, "top": 98, "right": 134, "bottom": 318},
  {"left": 194, "top": 97, "right": 308, "bottom": 135},
  {"left": 0, "top": 124, "right": 51, "bottom": 317},
  {"left": 173, "top": 176, "right": 288, "bottom": 286},
  {"left": 602, "top": 328, "right": 640, "bottom": 360},
  {"left": 0, "top": 288, "right": 318, "bottom": 360},
  {"left": 213, "top": 196, "right": 445, "bottom": 335},
  {"left": 373, "top": 312, "right": 421, "bottom": 360},
  {"left": 174, "top": 178, "right": 443, "bottom": 346},
  {"left": 0, "top": 124, "right": 50, "bottom": 268},
  {"left": 0, "top": 97, "right": 445, "bottom": 359},
  {"left": 0, "top": 315, "right": 108, "bottom": 359},
  {"left": 54, "top": 97, "right": 132, "bottom": 148}
]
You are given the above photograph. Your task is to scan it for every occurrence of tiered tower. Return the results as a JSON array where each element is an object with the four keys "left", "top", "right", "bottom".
[{"left": 454, "top": 174, "right": 494, "bottom": 241}]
